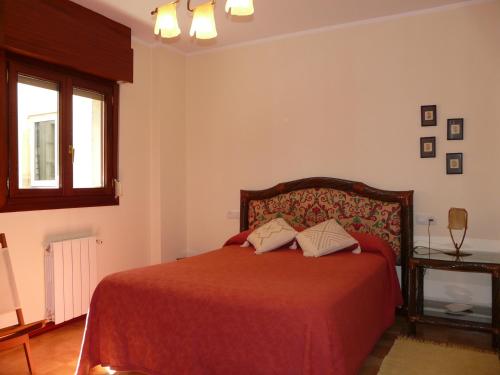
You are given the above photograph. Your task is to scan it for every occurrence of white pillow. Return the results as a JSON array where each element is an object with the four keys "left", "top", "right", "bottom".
[
  {"left": 297, "top": 219, "right": 360, "bottom": 257},
  {"left": 247, "top": 218, "right": 298, "bottom": 254}
]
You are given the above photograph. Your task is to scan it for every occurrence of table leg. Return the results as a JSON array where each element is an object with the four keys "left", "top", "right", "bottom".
[
  {"left": 408, "top": 262, "right": 417, "bottom": 336},
  {"left": 492, "top": 271, "right": 499, "bottom": 350},
  {"left": 417, "top": 267, "right": 425, "bottom": 315}
]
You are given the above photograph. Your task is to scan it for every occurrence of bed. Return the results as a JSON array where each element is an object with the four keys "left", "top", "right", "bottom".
[{"left": 77, "top": 177, "right": 413, "bottom": 375}]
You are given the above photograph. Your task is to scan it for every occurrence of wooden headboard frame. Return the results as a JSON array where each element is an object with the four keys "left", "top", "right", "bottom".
[{"left": 240, "top": 177, "right": 414, "bottom": 312}]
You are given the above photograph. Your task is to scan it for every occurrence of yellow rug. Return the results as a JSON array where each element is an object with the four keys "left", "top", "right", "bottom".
[{"left": 378, "top": 336, "right": 500, "bottom": 375}]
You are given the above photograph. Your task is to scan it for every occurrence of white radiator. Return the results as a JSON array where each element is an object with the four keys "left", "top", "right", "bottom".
[{"left": 45, "top": 237, "right": 97, "bottom": 324}]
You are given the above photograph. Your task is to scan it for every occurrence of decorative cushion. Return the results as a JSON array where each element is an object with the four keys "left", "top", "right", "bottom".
[
  {"left": 247, "top": 187, "right": 401, "bottom": 259},
  {"left": 223, "top": 230, "right": 253, "bottom": 247},
  {"left": 247, "top": 218, "right": 298, "bottom": 254},
  {"left": 297, "top": 219, "right": 360, "bottom": 257}
]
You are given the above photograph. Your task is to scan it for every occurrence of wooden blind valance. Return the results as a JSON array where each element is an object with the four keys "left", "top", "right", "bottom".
[{"left": 0, "top": 0, "right": 133, "bottom": 82}]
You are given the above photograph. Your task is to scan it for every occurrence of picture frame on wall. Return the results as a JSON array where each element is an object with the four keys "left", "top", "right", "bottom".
[
  {"left": 420, "top": 137, "right": 436, "bottom": 158},
  {"left": 447, "top": 118, "right": 464, "bottom": 140},
  {"left": 421, "top": 105, "right": 437, "bottom": 126},
  {"left": 446, "top": 153, "right": 463, "bottom": 175}
]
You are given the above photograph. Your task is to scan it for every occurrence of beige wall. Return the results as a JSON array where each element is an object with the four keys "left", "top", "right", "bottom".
[
  {"left": 152, "top": 46, "right": 187, "bottom": 262},
  {"left": 186, "top": 1, "right": 500, "bottom": 255},
  {"left": 0, "top": 40, "right": 187, "bottom": 326}
]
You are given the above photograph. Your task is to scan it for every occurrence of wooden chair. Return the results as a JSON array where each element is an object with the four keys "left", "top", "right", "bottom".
[{"left": 0, "top": 233, "right": 46, "bottom": 374}]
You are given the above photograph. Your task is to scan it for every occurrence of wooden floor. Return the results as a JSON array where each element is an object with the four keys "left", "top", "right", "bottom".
[{"left": 0, "top": 317, "right": 493, "bottom": 375}]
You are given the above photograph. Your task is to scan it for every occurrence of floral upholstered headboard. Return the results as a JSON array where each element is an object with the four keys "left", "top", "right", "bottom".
[
  {"left": 247, "top": 187, "right": 402, "bottom": 257},
  {"left": 240, "top": 177, "right": 413, "bottom": 309}
]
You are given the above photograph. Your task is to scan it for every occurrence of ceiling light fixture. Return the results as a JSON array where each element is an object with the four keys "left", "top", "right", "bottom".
[
  {"left": 152, "top": 0, "right": 254, "bottom": 40},
  {"left": 189, "top": 1, "right": 218, "bottom": 39},
  {"left": 225, "top": 0, "right": 254, "bottom": 16},
  {"left": 153, "top": 2, "right": 181, "bottom": 38}
]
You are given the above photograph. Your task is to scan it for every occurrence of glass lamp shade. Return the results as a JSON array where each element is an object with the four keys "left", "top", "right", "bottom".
[
  {"left": 189, "top": 2, "right": 218, "bottom": 39},
  {"left": 225, "top": 0, "right": 254, "bottom": 16},
  {"left": 154, "top": 3, "right": 181, "bottom": 38}
]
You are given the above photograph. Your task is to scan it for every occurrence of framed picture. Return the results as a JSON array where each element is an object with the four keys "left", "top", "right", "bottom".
[
  {"left": 421, "top": 105, "right": 437, "bottom": 126},
  {"left": 420, "top": 137, "right": 436, "bottom": 158},
  {"left": 447, "top": 118, "right": 464, "bottom": 140},
  {"left": 446, "top": 153, "right": 463, "bottom": 175}
]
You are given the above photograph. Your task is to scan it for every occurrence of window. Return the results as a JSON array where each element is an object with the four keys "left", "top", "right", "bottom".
[
  {"left": 72, "top": 88, "right": 105, "bottom": 189},
  {"left": 1, "top": 55, "right": 118, "bottom": 212},
  {"left": 17, "top": 75, "right": 59, "bottom": 189},
  {"left": 33, "top": 119, "right": 57, "bottom": 186}
]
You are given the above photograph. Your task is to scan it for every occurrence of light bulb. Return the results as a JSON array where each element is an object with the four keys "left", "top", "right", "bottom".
[{"left": 154, "top": 3, "right": 181, "bottom": 38}]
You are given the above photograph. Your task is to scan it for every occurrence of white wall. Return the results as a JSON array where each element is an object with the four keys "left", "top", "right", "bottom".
[
  {"left": 185, "top": 1, "right": 500, "bottom": 305},
  {"left": 0, "top": 40, "right": 187, "bottom": 326}
]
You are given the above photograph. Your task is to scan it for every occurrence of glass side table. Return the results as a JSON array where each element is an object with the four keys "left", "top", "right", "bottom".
[{"left": 408, "top": 247, "right": 500, "bottom": 349}]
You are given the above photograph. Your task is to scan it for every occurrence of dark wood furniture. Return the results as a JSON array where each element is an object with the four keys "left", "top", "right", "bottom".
[
  {"left": 408, "top": 248, "right": 500, "bottom": 349},
  {"left": 0, "top": 233, "right": 46, "bottom": 374},
  {"left": 240, "top": 176, "right": 414, "bottom": 311}
]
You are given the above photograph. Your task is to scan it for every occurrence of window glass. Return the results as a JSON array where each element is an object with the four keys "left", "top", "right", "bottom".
[
  {"left": 72, "top": 88, "right": 104, "bottom": 188},
  {"left": 17, "top": 75, "right": 59, "bottom": 189}
]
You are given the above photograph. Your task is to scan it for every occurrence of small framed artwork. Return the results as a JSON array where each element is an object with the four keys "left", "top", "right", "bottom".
[
  {"left": 421, "top": 105, "right": 437, "bottom": 126},
  {"left": 420, "top": 137, "right": 436, "bottom": 158},
  {"left": 446, "top": 153, "right": 463, "bottom": 175},
  {"left": 447, "top": 118, "right": 464, "bottom": 140}
]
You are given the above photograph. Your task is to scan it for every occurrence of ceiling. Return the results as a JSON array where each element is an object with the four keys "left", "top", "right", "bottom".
[{"left": 72, "top": 0, "right": 472, "bottom": 54}]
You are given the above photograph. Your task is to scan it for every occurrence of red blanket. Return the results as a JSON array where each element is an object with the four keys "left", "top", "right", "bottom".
[{"left": 77, "top": 234, "right": 401, "bottom": 375}]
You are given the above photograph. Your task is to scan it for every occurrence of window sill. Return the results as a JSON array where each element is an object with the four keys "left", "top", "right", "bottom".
[{"left": 0, "top": 195, "right": 119, "bottom": 213}]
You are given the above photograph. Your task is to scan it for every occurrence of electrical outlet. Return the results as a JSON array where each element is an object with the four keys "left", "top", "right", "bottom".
[
  {"left": 226, "top": 210, "right": 240, "bottom": 220},
  {"left": 416, "top": 213, "right": 436, "bottom": 225}
]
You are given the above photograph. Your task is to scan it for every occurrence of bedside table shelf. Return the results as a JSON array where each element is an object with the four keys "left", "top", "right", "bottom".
[
  {"left": 413, "top": 314, "right": 492, "bottom": 332},
  {"left": 423, "top": 300, "right": 492, "bottom": 325},
  {"left": 408, "top": 248, "right": 500, "bottom": 349},
  {"left": 424, "top": 309, "right": 491, "bottom": 326}
]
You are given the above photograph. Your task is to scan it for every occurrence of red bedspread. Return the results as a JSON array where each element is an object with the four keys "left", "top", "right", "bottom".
[{"left": 77, "top": 236, "right": 401, "bottom": 375}]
